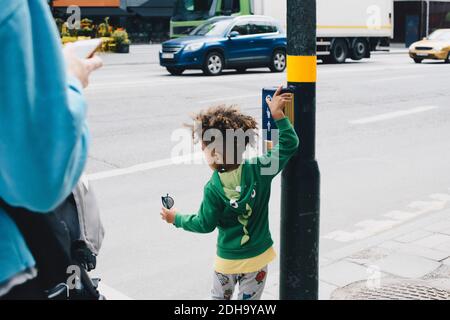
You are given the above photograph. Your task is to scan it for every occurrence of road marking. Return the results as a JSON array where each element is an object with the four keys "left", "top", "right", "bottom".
[
  {"left": 369, "top": 75, "right": 423, "bottom": 82},
  {"left": 87, "top": 79, "right": 191, "bottom": 89},
  {"left": 198, "top": 94, "right": 259, "bottom": 104},
  {"left": 350, "top": 106, "right": 439, "bottom": 125},
  {"left": 324, "top": 220, "right": 400, "bottom": 242},
  {"left": 86, "top": 152, "right": 204, "bottom": 181},
  {"left": 87, "top": 63, "right": 445, "bottom": 92},
  {"left": 87, "top": 75, "right": 267, "bottom": 91},
  {"left": 319, "top": 63, "right": 441, "bottom": 76},
  {"left": 323, "top": 191, "right": 450, "bottom": 242}
]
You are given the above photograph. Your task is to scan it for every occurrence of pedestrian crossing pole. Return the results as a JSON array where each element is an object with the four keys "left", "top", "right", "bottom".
[{"left": 280, "top": 0, "right": 320, "bottom": 300}]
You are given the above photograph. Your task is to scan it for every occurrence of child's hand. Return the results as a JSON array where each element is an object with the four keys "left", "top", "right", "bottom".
[
  {"left": 160, "top": 207, "right": 177, "bottom": 224},
  {"left": 266, "top": 85, "right": 293, "bottom": 120}
]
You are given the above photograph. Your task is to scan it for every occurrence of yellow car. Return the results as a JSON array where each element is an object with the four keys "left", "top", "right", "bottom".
[{"left": 409, "top": 29, "right": 450, "bottom": 63}]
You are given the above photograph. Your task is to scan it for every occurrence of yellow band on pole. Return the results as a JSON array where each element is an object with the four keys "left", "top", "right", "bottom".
[{"left": 287, "top": 55, "right": 317, "bottom": 83}]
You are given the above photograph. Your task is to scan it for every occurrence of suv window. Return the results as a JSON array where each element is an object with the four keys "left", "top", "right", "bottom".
[
  {"left": 221, "top": 0, "right": 241, "bottom": 14},
  {"left": 250, "top": 20, "right": 278, "bottom": 34},
  {"left": 230, "top": 21, "right": 250, "bottom": 36}
]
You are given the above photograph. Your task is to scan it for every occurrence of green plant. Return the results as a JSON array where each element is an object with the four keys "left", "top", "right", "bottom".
[
  {"left": 80, "top": 18, "right": 93, "bottom": 28},
  {"left": 79, "top": 27, "right": 93, "bottom": 37},
  {"left": 97, "top": 17, "right": 112, "bottom": 37},
  {"left": 97, "top": 23, "right": 107, "bottom": 37},
  {"left": 112, "top": 30, "right": 131, "bottom": 46}
]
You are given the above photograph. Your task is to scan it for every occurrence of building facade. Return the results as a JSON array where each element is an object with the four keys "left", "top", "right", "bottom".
[
  {"left": 52, "top": 1, "right": 450, "bottom": 45},
  {"left": 394, "top": 0, "right": 450, "bottom": 45},
  {"left": 52, "top": 0, "right": 176, "bottom": 43}
]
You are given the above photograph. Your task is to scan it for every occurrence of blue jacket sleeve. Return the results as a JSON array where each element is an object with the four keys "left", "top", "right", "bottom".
[{"left": 0, "top": 0, "right": 90, "bottom": 212}]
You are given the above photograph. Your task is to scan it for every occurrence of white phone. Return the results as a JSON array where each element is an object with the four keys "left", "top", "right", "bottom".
[{"left": 70, "top": 39, "right": 103, "bottom": 59}]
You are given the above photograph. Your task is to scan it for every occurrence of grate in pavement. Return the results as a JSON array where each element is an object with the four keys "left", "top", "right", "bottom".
[{"left": 332, "top": 279, "right": 450, "bottom": 300}]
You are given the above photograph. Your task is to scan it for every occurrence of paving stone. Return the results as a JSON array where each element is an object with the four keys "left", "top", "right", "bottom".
[
  {"left": 395, "top": 230, "right": 433, "bottom": 243},
  {"left": 320, "top": 260, "right": 372, "bottom": 287},
  {"left": 434, "top": 241, "right": 450, "bottom": 256},
  {"left": 261, "top": 290, "right": 278, "bottom": 300},
  {"left": 320, "top": 256, "right": 333, "bottom": 267},
  {"left": 379, "top": 241, "right": 449, "bottom": 261},
  {"left": 347, "top": 247, "right": 391, "bottom": 266},
  {"left": 412, "top": 234, "right": 450, "bottom": 249},
  {"left": 375, "top": 254, "right": 440, "bottom": 278},
  {"left": 424, "top": 220, "right": 450, "bottom": 235},
  {"left": 319, "top": 281, "right": 338, "bottom": 300},
  {"left": 378, "top": 240, "right": 403, "bottom": 251}
]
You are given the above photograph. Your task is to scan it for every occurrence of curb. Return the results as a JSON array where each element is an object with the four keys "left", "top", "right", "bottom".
[{"left": 373, "top": 50, "right": 409, "bottom": 55}]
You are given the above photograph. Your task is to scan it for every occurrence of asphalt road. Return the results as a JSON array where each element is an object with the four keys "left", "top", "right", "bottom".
[{"left": 84, "top": 45, "right": 450, "bottom": 299}]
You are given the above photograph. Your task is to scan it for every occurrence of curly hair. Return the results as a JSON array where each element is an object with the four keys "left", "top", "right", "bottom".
[{"left": 187, "top": 105, "right": 258, "bottom": 172}]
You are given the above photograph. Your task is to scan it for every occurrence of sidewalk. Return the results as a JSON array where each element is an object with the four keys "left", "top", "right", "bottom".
[
  {"left": 374, "top": 43, "right": 409, "bottom": 55},
  {"left": 263, "top": 208, "right": 450, "bottom": 300},
  {"left": 98, "top": 44, "right": 161, "bottom": 66},
  {"left": 97, "top": 44, "right": 409, "bottom": 67}
]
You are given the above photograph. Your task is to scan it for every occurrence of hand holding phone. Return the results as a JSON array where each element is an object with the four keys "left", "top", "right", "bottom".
[
  {"left": 70, "top": 39, "right": 103, "bottom": 59},
  {"left": 64, "top": 40, "right": 103, "bottom": 88}
]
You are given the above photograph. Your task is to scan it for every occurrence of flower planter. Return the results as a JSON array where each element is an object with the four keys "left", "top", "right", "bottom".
[{"left": 116, "top": 44, "right": 130, "bottom": 54}]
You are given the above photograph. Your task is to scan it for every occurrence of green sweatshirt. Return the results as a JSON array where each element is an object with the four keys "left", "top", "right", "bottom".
[{"left": 175, "top": 117, "right": 300, "bottom": 260}]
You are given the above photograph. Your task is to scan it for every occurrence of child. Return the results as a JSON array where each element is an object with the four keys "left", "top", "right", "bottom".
[{"left": 161, "top": 86, "right": 299, "bottom": 300}]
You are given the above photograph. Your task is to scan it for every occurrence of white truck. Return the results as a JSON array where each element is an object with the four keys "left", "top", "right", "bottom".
[{"left": 251, "top": 0, "right": 394, "bottom": 63}]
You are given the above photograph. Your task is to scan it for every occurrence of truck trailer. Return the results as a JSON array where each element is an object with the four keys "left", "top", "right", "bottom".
[{"left": 170, "top": 0, "right": 394, "bottom": 63}]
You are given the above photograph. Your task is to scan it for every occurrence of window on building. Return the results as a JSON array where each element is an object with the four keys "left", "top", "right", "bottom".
[{"left": 429, "top": 1, "right": 450, "bottom": 31}]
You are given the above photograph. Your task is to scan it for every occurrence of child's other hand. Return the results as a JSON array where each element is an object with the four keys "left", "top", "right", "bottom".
[
  {"left": 161, "top": 207, "right": 177, "bottom": 224},
  {"left": 266, "top": 85, "right": 293, "bottom": 120}
]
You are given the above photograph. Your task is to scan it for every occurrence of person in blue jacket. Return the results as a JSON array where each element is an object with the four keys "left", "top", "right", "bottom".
[{"left": 0, "top": 0, "right": 102, "bottom": 298}]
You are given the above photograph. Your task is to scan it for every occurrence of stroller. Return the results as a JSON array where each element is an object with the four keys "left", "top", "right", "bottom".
[{"left": 0, "top": 178, "right": 105, "bottom": 300}]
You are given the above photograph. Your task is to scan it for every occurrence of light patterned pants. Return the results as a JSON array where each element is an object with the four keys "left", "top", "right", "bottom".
[{"left": 211, "top": 266, "right": 268, "bottom": 300}]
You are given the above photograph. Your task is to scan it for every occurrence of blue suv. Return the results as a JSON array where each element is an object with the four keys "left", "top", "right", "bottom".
[{"left": 159, "top": 16, "right": 287, "bottom": 76}]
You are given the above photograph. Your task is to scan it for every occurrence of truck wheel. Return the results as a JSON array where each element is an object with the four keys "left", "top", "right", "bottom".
[
  {"left": 166, "top": 67, "right": 185, "bottom": 75},
  {"left": 413, "top": 58, "right": 423, "bottom": 64},
  {"left": 203, "top": 52, "right": 224, "bottom": 76},
  {"left": 327, "top": 39, "right": 348, "bottom": 64},
  {"left": 269, "top": 50, "right": 286, "bottom": 72},
  {"left": 351, "top": 38, "right": 368, "bottom": 60}
]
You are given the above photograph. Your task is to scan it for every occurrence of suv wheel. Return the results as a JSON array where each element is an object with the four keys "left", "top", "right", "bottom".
[
  {"left": 413, "top": 58, "right": 423, "bottom": 64},
  {"left": 269, "top": 50, "right": 286, "bottom": 72},
  {"left": 166, "top": 67, "right": 185, "bottom": 75},
  {"left": 203, "top": 52, "right": 224, "bottom": 76},
  {"left": 445, "top": 52, "right": 450, "bottom": 63}
]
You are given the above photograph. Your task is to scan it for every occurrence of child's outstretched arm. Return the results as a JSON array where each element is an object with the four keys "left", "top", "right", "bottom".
[
  {"left": 258, "top": 85, "right": 300, "bottom": 178},
  {"left": 160, "top": 184, "right": 221, "bottom": 234}
]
